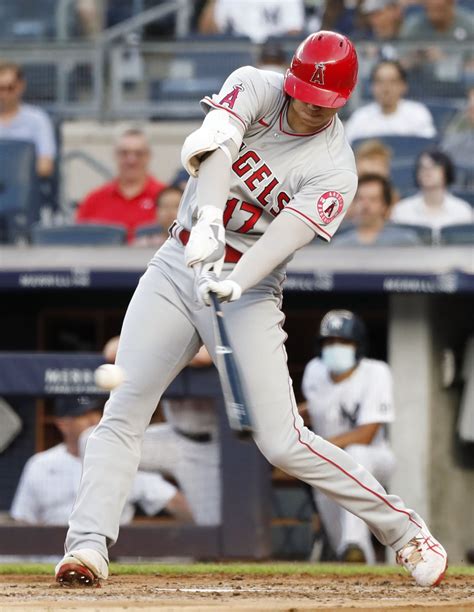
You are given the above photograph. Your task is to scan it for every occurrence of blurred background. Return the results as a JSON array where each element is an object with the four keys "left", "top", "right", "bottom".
[{"left": 0, "top": 0, "right": 473, "bottom": 567}]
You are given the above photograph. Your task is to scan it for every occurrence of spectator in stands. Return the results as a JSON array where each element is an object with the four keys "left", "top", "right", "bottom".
[
  {"left": 198, "top": 0, "right": 304, "bottom": 43},
  {"left": 10, "top": 396, "right": 191, "bottom": 526},
  {"left": 76, "top": 128, "right": 166, "bottom": 243},
  {"left": 75, "top": 0, "right": 106, "bottom": 38},
  {"left": 361, "top": 0, "right": 404, "bottom": 41},
  {"left": 332, "top": 174, "right": 421, "bottom": 246},
  {"left": 442, "top": 86, "right": 474, "bottom": 171},
  {"left": 391, "top": 150, "right": 473, "bottom": 229},
  {"left": 300, "top": 310, "right": 396, "bottom": 563},
  {"left": 256, "top": 40, "right": 288, "bottom": 75},
  {"left": 354, "top": 139, "right": 401, "bottom": 203},
  {"left": 401, "top": 0, "right": 474, "bottom": 41},
  {"left": 0, "top": 61, "right": 56, "bottom": 177},
  {"left": 133, "top": 185, "right": 183, "bottom": 248},
  {"left": 103, "top": 337, "right": 221, "bottom": 525},
  {"left": 354, "top": 139, "right": 392, "bottom": 179},
  {"left": 344, "top": 60, "right": 436, "bottom": 144}
]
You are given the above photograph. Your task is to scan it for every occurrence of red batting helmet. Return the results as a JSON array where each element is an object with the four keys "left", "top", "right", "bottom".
[{"left": 284, "top": 31, "right": 358, "bottom": 108}]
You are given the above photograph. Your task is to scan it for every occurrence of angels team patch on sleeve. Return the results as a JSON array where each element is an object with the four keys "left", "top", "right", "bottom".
[{"left": 317, "top": 191, "right": 344, "bottom": 224}]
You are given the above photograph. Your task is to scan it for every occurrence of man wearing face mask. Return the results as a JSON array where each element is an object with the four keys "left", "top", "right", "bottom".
[{"left": 301, "top": 309, "right": 396, "bottom": 564}]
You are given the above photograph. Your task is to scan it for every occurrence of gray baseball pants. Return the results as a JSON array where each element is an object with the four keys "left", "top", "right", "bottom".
[{"left": 65, "top": 238, "right": 422, "bottom": 561}]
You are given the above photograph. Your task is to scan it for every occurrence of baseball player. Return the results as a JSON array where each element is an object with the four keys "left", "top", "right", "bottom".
[
  {"left": 55, "top": 31, "right": 447, "bottom": 587},
  {"left": 301, "top": 310, "right": 396, "bottom": 564}
]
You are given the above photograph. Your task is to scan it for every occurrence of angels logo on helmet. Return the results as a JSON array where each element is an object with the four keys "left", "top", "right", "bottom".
[{"left": 311, "top": 63, "right": 326, "bottom": 85}]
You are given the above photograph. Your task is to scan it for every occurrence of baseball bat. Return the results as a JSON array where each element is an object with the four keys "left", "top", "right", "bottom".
[{"left": 209, "top": 292, "right": 253, "bottom": 439}]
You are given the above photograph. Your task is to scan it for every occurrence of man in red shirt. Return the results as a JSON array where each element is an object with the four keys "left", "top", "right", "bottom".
[{"left": 76, "top": 128, "right": 166, "bottom": 243}]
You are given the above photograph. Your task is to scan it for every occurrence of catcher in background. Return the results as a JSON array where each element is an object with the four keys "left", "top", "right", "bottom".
[{"left": 300, "top": 310, "right": 396, "bottom": 564}]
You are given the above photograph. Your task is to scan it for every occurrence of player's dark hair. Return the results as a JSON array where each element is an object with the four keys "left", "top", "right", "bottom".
[
  {"left": 414, "top": 150, "right": 455, "bottom": 188},
  {"left": 370, "top": 60, "right": 407, "bottom": 84},
  {"left": 357, "top": 173, "right": 393, "bottom": 207}
]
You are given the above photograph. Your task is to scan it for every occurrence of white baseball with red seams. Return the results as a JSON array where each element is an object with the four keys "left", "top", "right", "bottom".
[{"left": 58, "top": 62, "right": 447, "bottom": 587}]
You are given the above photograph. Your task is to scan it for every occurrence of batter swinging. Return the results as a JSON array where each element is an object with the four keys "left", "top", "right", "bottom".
[{"left": 55, "top": 31, "right": 447, "bottom": 588}]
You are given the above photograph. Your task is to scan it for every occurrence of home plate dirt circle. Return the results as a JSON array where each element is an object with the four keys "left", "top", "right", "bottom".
[{"left": 1, "top": 573, "right": 474, "bottom": 611}]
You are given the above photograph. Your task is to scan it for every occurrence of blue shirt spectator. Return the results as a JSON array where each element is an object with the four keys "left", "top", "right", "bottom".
[{"left": 0, "top": 61, "right": 56, "bottom": 177}]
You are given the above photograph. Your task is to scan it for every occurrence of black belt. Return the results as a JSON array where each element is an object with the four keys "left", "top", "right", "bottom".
[{"left": 174, "top": 427, "right": 212, "bottom": 443}]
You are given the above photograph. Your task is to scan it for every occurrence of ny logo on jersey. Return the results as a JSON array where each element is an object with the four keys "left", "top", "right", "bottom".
[
  {"left": 340, "top": 402, "right": 360, "bottom": 428},
  {"left": 219, "top": 84, "right": 244, "bottom": 110},
  {"left": 317, "top": 191, "right": 344, "bottom": 224},
  {"left": 311, "top": 62, "right": 326, "bottom": 85}
]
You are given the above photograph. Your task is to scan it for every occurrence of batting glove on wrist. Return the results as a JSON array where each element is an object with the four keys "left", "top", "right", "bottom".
[
  {"left": 185, "top": 205, "right": 225, "bottom": 277},
  {"left": 197, "top": 275, "right": 242, "bottom": 306}
]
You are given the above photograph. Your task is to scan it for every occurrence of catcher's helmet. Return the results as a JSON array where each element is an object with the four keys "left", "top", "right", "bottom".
[
  {"left": 318, "top": 309, "right": 367, "bottom": 359},
  {"left": 283, "top": 31, "right": 358, "bottom": 108}
]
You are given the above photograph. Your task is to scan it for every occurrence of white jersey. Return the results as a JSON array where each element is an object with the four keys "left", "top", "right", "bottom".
[
  {"left": 11, "top": 443, "right": 176, "bottom": 525},
  {"left": 344, "top": 99, "right": 436, "bottom": 144},
  {"left": 391, "top": 191, "right": 473, "bottom": 229},
  {"left": 162, "top": 398, "right": 218, "bottom": 436},
  {"left": 302, "top": 357, "right": 395, "bottom": 447},
  {"left": 176, "top": 66, "right": 358, "bottom": 255}
]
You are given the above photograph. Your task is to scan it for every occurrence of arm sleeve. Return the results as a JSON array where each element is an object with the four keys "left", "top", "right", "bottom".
[
  {"left": 128, "top": 470, "right": 177, "bottom": 516},
  {"left": 228, "top": 211, "right": 314, "bottom": 293},
  {"left": 10, "top": 460, "right": 41, "bottom": 524},
  {"left": 283, "top": 170, "right": 358, "bottom": 242},
  {"left": 357, "top": 363, "right": 395, "bottom": 426}
]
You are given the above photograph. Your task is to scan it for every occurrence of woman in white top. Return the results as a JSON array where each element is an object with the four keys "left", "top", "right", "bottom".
[{"left": 391, "top": 150, "right": 473, "bottom": 229}]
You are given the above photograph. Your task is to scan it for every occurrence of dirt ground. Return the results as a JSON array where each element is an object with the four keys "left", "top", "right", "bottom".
[{"left": 1, "top": 573, "right": 473, "bottom": 611}]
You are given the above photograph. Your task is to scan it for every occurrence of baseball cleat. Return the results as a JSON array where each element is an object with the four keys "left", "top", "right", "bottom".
[
  {"left": 396, "top": 526, "right": 448, "bottom": 587},
  {"left": 55, "top": 548, "right": 108, "bottom": 587}
]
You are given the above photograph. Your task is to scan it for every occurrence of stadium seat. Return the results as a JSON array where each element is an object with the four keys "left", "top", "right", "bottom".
[
  {"left": 150, "top": 77, "right": 223, "bottom": 102},
  {"left": 390, "top": 161, "right": 416, "bottom": 196},
  {"left": 31, "top": 223, "right": 127, "bottom": 246},
  {"left": 439, "top": 224, "right": 474, "bottom": 246},
  {"left": 0, "top": 140, "right": 39, "bottom": 244},
  {"left": 425, "top": 100, "right": 460, "bottom": 133},
  {"left": 135, "top": 223, "right": 163, "bottom": 239},
  {"left": 169, "top": 49, "right": 255, "bottom": 80},
  {"left": 389, "top": 223, "right": 433, "bottom": 246},
  {"left": 352, "top": 136, "right": 437, "bottom": 164},
  {"left": 452, "top": 190, "right": 474, "bottom": 207}
]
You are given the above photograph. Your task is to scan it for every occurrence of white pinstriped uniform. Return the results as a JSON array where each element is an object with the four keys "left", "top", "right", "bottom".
[
  {"left": 139, "top": 400, "right": 220, "bottom": 526},
  {"left": 64, "top": 66, "right": 425, "bottom": 562},
  {"left": 303, "top": 358, "right": 397, "bottom": 562}
]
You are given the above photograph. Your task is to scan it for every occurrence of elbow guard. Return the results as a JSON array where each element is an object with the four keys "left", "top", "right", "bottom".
[{"left": 181, "top": 109, "right": 243, "bottom": 177}]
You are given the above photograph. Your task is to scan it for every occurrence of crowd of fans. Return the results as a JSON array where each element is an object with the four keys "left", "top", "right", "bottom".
[{"left": 0, "top": 1, "right": 472, "bottom": 246}]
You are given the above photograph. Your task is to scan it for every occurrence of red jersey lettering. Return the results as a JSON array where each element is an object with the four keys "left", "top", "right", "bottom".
[
  {"left": 232, "top": 150, "right": 260, "bottom": 177},
  {"left": 245, "top": 164, "right": 272, "bottom": 191},
  {"left": 270, "top": 191, "right": 291, "bottom": 217},
  {"left": 256, "top": 177, "right": 279, "bottom": 207},
  {"left": 236, "top": 202, "right": 262, "bottom": 233}
]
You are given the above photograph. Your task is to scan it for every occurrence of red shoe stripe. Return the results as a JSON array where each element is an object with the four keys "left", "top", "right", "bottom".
[{"left": 56, "top": 563, "right": 98, "bottom": 586}]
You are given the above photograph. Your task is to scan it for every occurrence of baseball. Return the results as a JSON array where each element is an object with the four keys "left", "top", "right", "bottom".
[{"left": 94, "top": 364, "right": 125, "bottom": 390}]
